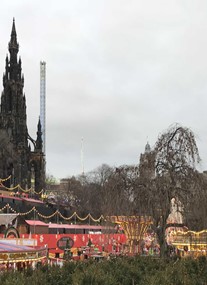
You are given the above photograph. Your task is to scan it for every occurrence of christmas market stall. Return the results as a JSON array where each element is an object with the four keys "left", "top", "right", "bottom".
[
  {"left": 0, "top": 241, "right": 47, "bottom": 270},
  {"left": 171, "top": 230, "right": 207, "bottom": 257}
]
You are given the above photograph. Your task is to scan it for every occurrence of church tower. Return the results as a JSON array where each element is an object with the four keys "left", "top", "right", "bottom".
[
  {"left": 139, "top": 142, "right": 155, "bottom": 179},
  {"left": 0, "top": 19, "right": 45, "bottom": 192}
]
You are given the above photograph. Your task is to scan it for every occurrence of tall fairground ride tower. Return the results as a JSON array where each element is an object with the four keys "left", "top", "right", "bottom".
[{"left": 40, "top": 61, "right": 46, "bottom": 156}]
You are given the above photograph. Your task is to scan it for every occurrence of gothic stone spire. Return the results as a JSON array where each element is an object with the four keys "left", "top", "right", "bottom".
[
  {"left": 9, "top": 18, "right": 19, "bottom": 62},
  {"left": 35, "top": 117, "right": 43, "bottom": 151}
]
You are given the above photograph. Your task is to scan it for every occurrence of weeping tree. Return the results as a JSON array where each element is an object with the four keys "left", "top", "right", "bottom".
[
  {"left": 103, "top": 165, "right": 138, "bottom": 216},
  {"left": 184, "top": 171, "right": 207, "bottom": 231},
  {"left": 102, "top": 165, "right": 153, "bottom": 253},
  {"left": 136, "top": 124, "right": 201, "bottom": 257}
]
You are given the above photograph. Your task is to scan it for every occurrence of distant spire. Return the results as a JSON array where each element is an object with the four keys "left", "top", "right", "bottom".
[
  {"left": 145, "top": 142, "right": 151, "bottom": 153},
  {"left": 9, "top": 18, "right": 19, "bottom": 57},
  {"left": 11, "top": 18, "right": 16, "bottom": 36},
  {"left": 36, "top": 117, "right": 43, "bottom": 151},
  {"left": 38, "top": 117, "right": 42, "bottom": 134}
]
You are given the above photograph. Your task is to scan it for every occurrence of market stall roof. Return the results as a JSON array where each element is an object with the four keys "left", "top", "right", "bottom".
[
  {"left": 0, "top": 241, "right": 47, "bottom": 264},
  {"left": 0, "top": 214, "right": 18, "bottom": 226},
  {"left": 25, "top": 220, "right": 48, "bottom": 227},
  {"left": 0, "top": 242, "right": 38, "bottom": 252},
  {"left": 48, "top": 223, "right": 105, "bottom": 229},
  {"left": 22, "top": 198, "right": 44, "bottom": 204},
  {"left": 25, "top": 220, "right": 110, "bottom": 230},
  {"left": 0, "top": 195, "right": 22, "bottom": 201}
]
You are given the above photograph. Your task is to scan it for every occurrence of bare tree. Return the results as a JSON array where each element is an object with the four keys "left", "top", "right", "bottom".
[
  {"left": 185, "top": 171, "right": 207, "bottom": 230},
  {"left": 102, "top": 165, "right": 138, "bottom": 216},
  {"left": 72, "top": 165, "right": 114, "bottom": 217},
  {"left": 103, "top": 165, "right": 154, "bottom": 254},
  {"left": 58, "top": 176, "right": 82, "bottom": 208},
  {"left": 87, "top": 164, "right": 113, "bottom": 186},
  {"left": 136, "top": 124, "right": 201, "bottom": 257}
]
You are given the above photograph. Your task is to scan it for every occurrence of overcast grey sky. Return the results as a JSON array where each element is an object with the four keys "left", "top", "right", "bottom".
[{"left": 0, "top": 0, "right": 207, "bottom": 179}]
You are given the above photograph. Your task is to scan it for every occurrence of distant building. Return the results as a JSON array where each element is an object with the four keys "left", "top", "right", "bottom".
[
  {"left": 139, "top": 142, "right": 155, "bottom": 179},
  {"left": 139, "top": 143, "right": 184, "bottom": 225},
  {"left": 0, "top": 19, "right": 45, "bottom": 192}
]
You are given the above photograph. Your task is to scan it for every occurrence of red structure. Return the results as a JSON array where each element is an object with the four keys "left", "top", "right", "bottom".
[{"left": 18, "top": 221, "right": 126, "bottom": 259}]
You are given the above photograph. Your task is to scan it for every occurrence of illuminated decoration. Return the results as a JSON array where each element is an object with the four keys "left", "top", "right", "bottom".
[
  {"left": 33, "top": 189, "right": 44, "bottom": 195},
  {"left": 0, "top": 181, "right": 44, "bottom": 194},
  {"left": 108, "top": 216, "right": 152, "bottom": 253},
  {"left": 0, "top": 204, "right": 17, "bottom": 213},
  {"left": 18, "top": 207, "right": 35, "bottom": 216},
  {"left": 36, "top": 209, "right": 58, "bottom": 219},
  {"left": 0, "top": 245, "right": 47, "bottom": 264},
  {"left": 56, "top": 211, "right": 76, "bottom": 221},
  {"left": 0, "top": 175, "right": 44, "bottom": 195},
  {"left": 171, "top": 229, "right": 207, "bottom": 256},
  {"left": 0, "top": 202, "right": 152, "bottom": 254},
  {"left": 18, "top": 185, "right": 32, "bottom": 193},
  {"left": 0, "top": 204, "right": 105, "bottom": 222},
  {"left": 0, "top": 175, "right": 11, "bottom": 182}
]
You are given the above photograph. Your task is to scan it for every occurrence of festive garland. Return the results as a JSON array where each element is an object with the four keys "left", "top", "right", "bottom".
[
  {"left": 58, "top": 211, "right": 77, "bottom": 221},
  {"left": 89, "top": 213, "right": 105, "bottom": 222},
  {"left": 18, "top": 207, "right": 36, "bottom": 216},
  {"left": 18, "top": 185, "right": 32, "bottom": 193},
  {"left": 0, "top": 182, "right": 44, "bottom": 195},
  {"left": 6, "top": 204, "right": 17, "bottom": 213},
  {"left": 175, "top": 229, "right": 207, "bottom": 235},
  {"left": 36, "top": 209, "right": 59, "bottom": 219},
  {"left": 0, "top": 178, "right": 105, "bottom": 222},
  {"left": 34, "top": 189, "right": 44, "bottom": 194},
  {"left": 0, "top": 204, "right": 104, "bottom": 222},
  {"left": 0, "top": 175, "right": 11, "bottom": 182},
  {"left": 0, "top": 183, "right": 23, "bottom": 191}
]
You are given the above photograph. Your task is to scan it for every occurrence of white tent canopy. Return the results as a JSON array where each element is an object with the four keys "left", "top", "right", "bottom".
[{"left": 0, "top": 214, "right": 18, "bottom": 227}]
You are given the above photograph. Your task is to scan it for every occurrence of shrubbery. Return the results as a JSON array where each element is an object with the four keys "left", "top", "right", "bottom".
[{"left": 1, "top": 256, "right": 207, "bottom": 285}]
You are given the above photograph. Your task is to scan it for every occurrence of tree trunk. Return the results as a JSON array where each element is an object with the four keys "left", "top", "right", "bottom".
[{"left": 156, "top": 226, "right": 168, "bottom": 258}]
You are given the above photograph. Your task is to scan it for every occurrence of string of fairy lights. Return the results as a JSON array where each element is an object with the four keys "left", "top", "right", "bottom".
[
  {"left": 0, "top": 175, "right": 105, "bottom": 222},
  {"left": 0, "top": 175, "right": 43, "bottom": 194},
  {"left": 0, "top": 204, "right": 105, "bottom": 222}
]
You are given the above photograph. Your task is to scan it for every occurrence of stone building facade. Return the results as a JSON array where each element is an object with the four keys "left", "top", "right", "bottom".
[{"left": 0, "top": 19, "right": 45, "bottom": 192}]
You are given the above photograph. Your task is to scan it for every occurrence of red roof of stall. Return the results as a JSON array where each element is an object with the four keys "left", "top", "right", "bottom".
[
  {"left": 25, "top": 220, "right": 48, "bottom": 227},
  {"left": 23, "top": 198, "right": 44, "bottom": 204},
  {"left": 0, "top": 195, "right": 22, "bottom": 201},
  {"left": 48, "top": 223, "right": 104, "bottom": 229},
  {"left": 25, "top": 221, "right": 109, "bottom": 230}
]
